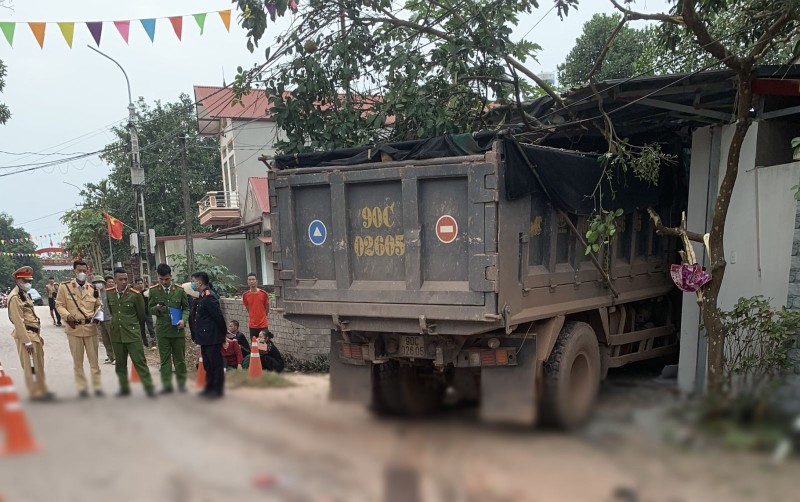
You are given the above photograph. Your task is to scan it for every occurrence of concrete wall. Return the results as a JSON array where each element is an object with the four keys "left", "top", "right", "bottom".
[
  {"left": 243, "top": 235, "right": 273, "bottom": 286},
  {"left": 219, "top": 297, "right": 331, "bottom": 361},
  {"left": 223, "top": 120, "right": 282, "bottom": 199},
  {"left": 781, "top": 193, "right": 800, "bottom": 413},
  {"left": 159, "top": 237, "right": 247, "bottom": 284},
  {"left": 680, "top": 122, "right": 800, "bottom": 395}
]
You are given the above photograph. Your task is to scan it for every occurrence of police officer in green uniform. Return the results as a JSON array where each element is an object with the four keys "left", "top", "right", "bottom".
[
  {"left": 107, "top": 267, "right": 156, "bottom": 398},
  {"left": 148, "top": 263, "right": 190, "bottom": 394}
]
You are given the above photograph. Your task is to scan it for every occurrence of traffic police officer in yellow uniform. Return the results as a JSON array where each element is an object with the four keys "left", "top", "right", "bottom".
[
  {"left": 55, "top": 259, "right": 104, "bottom": 398},
  {"left": 7, "top": 266, "right": 55, "bottom": 401},
  {"left": 108, "top": 267, "right": 156, "bottom": 398}
]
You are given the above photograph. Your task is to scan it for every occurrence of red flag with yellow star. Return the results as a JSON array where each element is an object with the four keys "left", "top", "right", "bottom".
[{"left": 103, "top": 212, "right": 124, "bottom": 240}]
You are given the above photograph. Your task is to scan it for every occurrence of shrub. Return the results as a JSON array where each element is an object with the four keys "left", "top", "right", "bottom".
[
  {"left": 284, "top": 353, "right": 330, "bottom": 373},
  {"left": 716, "top": 296, "right": 800, "bottom": 421}
]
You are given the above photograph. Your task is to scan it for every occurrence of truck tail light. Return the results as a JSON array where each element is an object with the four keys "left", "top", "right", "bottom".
[
  {"left": 495, "top": 349, "right": 509, "bottom": 365},
  {"left": 480, "top": 350, "right": 496, "bottom": 366},
  {"left": 342, "top": 343, "right": 364, "bottom": 360}
]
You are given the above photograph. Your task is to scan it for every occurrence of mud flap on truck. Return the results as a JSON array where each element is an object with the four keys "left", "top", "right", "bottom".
[
  {"left": 329, "top": 332, "right": 372, "bottom": 404},
  {"left": 479, "top": 339, "right": 538, "bottom": 425}
]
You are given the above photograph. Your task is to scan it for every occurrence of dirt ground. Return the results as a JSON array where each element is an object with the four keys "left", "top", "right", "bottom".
[{"left": 0, "top": 306, "right": 798, "bottom": 502}]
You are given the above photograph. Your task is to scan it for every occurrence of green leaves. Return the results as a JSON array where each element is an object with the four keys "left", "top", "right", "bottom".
[
  {"left": 231, "top": 0, "right": 554, "bottom": 153},
  {"left": 0, "top": 213, "right": 42, "bottom": 291},
  {"left": 584, "top": 208, "right": 624, "bottom": 256},
  {"left": 168, "top": 253, "right": 239, "bottom": 296},
  {"left": 0, "top": 59, "right": 9, "bottom": 125}
]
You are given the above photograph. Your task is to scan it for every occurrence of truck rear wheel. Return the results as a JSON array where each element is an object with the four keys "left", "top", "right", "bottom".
[
  {"left": 372, "top": 361, "right": 445, "bottom": 417},
  {"left": 541, "top": 321, "right": 601, "bottom": 429}
]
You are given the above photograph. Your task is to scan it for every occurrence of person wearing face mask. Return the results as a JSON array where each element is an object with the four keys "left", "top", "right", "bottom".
[
  {"left": 92, "top": 275, "right": 115, "bottom": 365},
  {"left": 55, "top": 260, "right": 104, "bottom": 398},
  {"left": 7, "top": 266, "right": 55, "bottom": 401},
  {"left": 188, "top": 271, "right": 227, "bottom": 399}
]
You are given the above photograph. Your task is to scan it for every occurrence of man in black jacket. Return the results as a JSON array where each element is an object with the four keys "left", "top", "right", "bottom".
[
  {"left": 226, "top": 320, "right": 250, "bottom": 356},
  {"left": 188, "top": 272, "right": 226, "bottom": 399}
]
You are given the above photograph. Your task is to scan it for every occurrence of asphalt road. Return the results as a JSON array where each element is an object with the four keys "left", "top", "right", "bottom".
[{"left": 0, "top": 306, "right": 797, "bottom": 502}]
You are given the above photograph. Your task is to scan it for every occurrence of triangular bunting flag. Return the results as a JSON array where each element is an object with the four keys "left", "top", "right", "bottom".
[
  {"left": 219, "top": 10, "right": 231, "bottom": 32},
  {"left": 169, "top": 16, "right": 182, "bottom": 40},
  {"left": 193, "top": 13, "right": 207, "bottom": 35},
  {"left": 86, "top": 21, "right": 103, "bottom": 46},
  {"left": 57, "top": 22, "right": 75, "bottom": 48},
  {"left": 0, "top": 22, "right": 15, "bottom": 47},
  {"left": 28, "top": 22, "right": 46, "bottom": 48},
  {"left": 114, "top": 20, "right": 130, "bottom": 44},
  {"left": 140, "top": 18, "right": 156, "bottom": 42}
]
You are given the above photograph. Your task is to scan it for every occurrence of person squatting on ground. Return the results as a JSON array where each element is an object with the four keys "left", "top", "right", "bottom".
[
  {"left": 242, "top": 273, "right": 270, "bottom": 340},
  {"left": 55, "top": 260, "right": 104, "bottom": 398},
  {"left": 45, "top": 276, "right": 61, "bottom": 326},
  {"left": 148, "top": 263, "right": 190, "bottom": 394},
  {"left": 226, "top": 320, "right": 250, "bottom": 356},
  {"left": 242, "top": 330, "right": 285, "bottom": 373},
  {"left": 7, "top": 266, "right": 55, "bottom": 401},
  {"left": 108, "top": 268, "right": 156, "bottom": 398},
  {"left": 92, "top": 275, "right": 115, "bottom": 364},
  {"left": 189, "top": 271, "right": 226, "bottom": 399},
  {"left": 221, "top": 328, "right": 244, "bottom": 370}
]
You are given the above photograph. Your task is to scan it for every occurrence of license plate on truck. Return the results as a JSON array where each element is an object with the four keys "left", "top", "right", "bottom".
[{"left": 399, "top": 336, "right": 431, "bottom": 359}]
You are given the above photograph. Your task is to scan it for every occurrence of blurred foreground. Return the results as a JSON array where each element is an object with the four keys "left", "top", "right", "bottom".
[{"left": 0, "top": 306, "right": 798, "bottom": 502}]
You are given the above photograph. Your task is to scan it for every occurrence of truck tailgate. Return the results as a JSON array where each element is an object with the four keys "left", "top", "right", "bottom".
[{"left": 270, "top": 156, "right": 499, "bottom": 312}]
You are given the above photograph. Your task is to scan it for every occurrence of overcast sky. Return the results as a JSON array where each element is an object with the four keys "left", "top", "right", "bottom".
[{"left": 0, "top": 0, "right": 670, "bottom": 246}]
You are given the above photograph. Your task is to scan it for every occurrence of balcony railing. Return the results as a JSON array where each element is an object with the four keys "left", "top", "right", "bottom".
[
  {"left": 198, "top": 191, "right": 240, "bottom": 211},
  {"left": 197, "top": 191, "right": 241, "bottom": 226}
]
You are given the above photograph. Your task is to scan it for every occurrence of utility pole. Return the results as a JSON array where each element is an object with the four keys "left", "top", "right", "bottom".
[
  {"left": 88, "top": 45, "right": 150, "bottom": 283},
  {"left": 178, "top": 134, "right": 195, "bottom": 275}
]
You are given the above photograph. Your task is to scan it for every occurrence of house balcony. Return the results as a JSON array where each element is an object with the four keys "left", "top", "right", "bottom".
[{"left": 197, "top": 191, "right": 240, "bottom": 226}]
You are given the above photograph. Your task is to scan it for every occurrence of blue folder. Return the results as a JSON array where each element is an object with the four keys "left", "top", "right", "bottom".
[{"left": 169, "top": 307, "right": 183, "bottom": 326}]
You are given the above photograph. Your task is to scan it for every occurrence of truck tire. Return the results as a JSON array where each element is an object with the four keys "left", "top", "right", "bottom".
[
  {"left": 372, "top": 361, "right": 445, "bottom": 417},
  {"left": 541, "top": 321, "right": 601, "bottom": 429}
]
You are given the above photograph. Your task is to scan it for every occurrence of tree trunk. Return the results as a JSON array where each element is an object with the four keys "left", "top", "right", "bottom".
[{"left": 700, "top": 70, "right": 753, "bottom": 394}]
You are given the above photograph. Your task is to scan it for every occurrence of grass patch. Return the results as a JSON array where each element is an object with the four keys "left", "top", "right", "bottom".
[
  {"left": 284, "top": 353, "right": 330, "bottom": 373},
  {"left": 702, "top": 418, "right": 786, "bottom": 452},
  {"left": 226, "top": 369, "right": 294, "bottom": 389}
]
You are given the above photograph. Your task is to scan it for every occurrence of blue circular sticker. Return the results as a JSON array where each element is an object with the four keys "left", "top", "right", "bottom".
[{"left": 308, "top": 220, "right": 327, "bottom": 246}]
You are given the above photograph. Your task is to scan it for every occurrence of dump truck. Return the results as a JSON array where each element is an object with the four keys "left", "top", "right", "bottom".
[{"left": 268, "top": 133, "right": 680, "bottom": 428}]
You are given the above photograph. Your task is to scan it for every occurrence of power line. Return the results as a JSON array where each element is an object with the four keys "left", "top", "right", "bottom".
[{"left": 15, "top": 210, "right": 69, "bottom": 226}]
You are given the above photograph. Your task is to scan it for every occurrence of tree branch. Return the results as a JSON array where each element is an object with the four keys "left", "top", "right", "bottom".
[
  {"left": 680, "top": 0, "right": 743, "bottom": 72},
  {"left": 364, "top": 14, "right": 573, "bottom": 117},
  {"left": 609, "top": 0, "right": 683, "bottom": 24},
  {"left": 647, "top": 207, "right": 705, "bottom": 243},
  {"left": 586, "top": 15, "right": 627, "bottom": 83},
  {"left": 746, "top": 12, "right": 794, "bottom": 64}
]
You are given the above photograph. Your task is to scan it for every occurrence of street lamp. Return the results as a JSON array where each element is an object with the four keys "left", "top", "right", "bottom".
[{"left": 87, "top": 45, "right": 151, "bottom": 281}]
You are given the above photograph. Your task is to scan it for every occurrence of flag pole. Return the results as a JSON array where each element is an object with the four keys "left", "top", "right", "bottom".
[{"left": 108, "top": 232, "right": 115, "bottom": 271}]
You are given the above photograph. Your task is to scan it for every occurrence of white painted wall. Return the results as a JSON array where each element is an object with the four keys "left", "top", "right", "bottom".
[
  {"left": 679, "top": 122, "right": 800, "bottom": 393},
  {"left": 220, "top": 119, "right": 283, "bottom": 203},
  {"left": 244, "top": 235, "right": 273, "bottom": 286},
  {"left": 158, "top": 237, "right": 248, "bottom": 285}
]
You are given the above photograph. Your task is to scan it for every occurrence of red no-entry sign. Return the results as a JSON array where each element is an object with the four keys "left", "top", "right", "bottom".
[{"left": 435, "top": 215, "right": 458, "bottom": 244}]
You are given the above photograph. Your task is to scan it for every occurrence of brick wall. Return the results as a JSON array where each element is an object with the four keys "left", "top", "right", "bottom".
[
  {"left": 781, "top": 203, "right": 800, "bottom": 413},
  {"left": 219, "top": 297, "right": 331, "bottom": 361}
]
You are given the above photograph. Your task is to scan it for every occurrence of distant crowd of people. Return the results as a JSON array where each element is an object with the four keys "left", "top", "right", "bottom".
[{"left": 5, "top": 263, "right": 283, "bottom": 402}]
